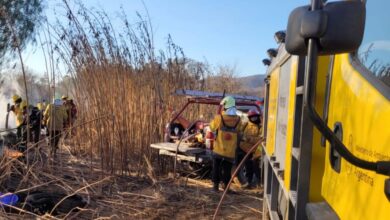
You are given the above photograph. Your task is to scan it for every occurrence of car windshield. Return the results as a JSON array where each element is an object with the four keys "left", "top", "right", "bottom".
[{"left": 357, "top": 0, "right": 390, "bottom": 87}]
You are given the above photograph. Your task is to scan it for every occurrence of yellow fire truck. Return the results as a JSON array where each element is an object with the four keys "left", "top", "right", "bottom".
[{"left": 261, "top": 0, "right": 389, "bottom": 220}]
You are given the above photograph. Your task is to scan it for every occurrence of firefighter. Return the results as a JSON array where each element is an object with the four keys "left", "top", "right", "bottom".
[
  {"left": 209, "top": 96, "right": 243, "bottom": 192},
  {"left": 61, "top": 96, "right": 69, "bottom": 111},
  {"left": 237, "top": 109, "right": 262, "bottom": 189},
  {"left": 37, "top": 100, "right": 47, "bottom": 136},
  {"left": 36, "top": 100, "right": 47, "bottom": 113},
  {"left": 61, "top": 96, "right": 70, "bottom": 136},
  {"left": 66, "top": 99, "right": 77, "bottom": 137},
  {"left": 19, "top": 100, "right": 29, "bottom": 145},
  {"left": 27, "top": 104, "right": 42, "bottom": 145},
  {"left": 10, "top": 95, "right": 25, "bottom": 140},
  {"left": 67, "top": 99, "right": 77, "bottom": 126},
  {"left": 43, "top": 98, "right": 68, "bottom": 157},
  {"left": 62, "top": 96, "right": 77, "bottom": 137}
]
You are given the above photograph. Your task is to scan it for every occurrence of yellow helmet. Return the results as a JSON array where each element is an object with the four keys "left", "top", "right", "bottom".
[
  {"left": 61, "top": 95, "right": 69, "bottom": 100},
  {"left": 37, "top": 102, "right": 43, "bottom": 110},
  {"left": 12, "top": 95, "right": 21, "bottom": 103},
  {"left": 220, "top": 96, "right": 236, "bottom": 109}
]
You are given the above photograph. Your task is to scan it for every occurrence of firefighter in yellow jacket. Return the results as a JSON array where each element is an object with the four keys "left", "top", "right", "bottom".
[
  {"left": 43, "top": 98, "right": 68, "bottom": 157},
  {"left": 10, "top": 95, "right": 26, "bottom": 140},
  {"left": 209, "top": 96, "right": 243, "bottom": 192},
  {"left": 36, "top": 100, "right": 47, "bottom": 112},
  {"left": 238, "top": 109, "right": 262, "bottom": 188}
]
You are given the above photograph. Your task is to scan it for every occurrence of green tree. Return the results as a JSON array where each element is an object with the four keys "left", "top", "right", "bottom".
[{"left": 0, "top": 0, "right": 43, "bottom": 63}]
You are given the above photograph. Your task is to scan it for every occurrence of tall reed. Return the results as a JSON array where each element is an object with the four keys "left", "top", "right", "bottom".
[{"left": 43, "top": 1, "right": 242, "bottom": 175}]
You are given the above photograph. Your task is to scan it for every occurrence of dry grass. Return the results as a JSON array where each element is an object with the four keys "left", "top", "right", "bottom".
[
  {"left": 0, "top": 141, "right": 262, "bottom": 219},
  {"left": 43, "top": 1, "right": 242, "bottom": 175},
  {"left": 0, "top": 1, "right": 258, "bottom": 219}
]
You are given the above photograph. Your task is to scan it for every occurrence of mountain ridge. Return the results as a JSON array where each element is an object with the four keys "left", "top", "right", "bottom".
[{"left": 236, "top": 74, "right": 266, "bottom": 97}]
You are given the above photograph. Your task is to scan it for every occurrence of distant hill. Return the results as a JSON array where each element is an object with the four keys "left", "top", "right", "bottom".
[{"left": 236, "top": 74, "right": 266, "bottom": 97}]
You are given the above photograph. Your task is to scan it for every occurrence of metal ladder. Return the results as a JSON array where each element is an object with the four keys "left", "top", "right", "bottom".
[{"left": 287, "top": 57, "right": 314, "bottom": 220}]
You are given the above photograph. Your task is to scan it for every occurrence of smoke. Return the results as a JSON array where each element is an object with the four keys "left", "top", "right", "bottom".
[
  {"left": 0, "top": 68, "right": 70, "bottom": 129},
  {"left": 0, "top": 73, "right": 47, "bottom": 129},
  {"left": 0, "top": 76, "right": 24, "bottom": 129}
]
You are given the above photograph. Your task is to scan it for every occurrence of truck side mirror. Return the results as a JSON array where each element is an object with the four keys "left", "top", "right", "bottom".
[{"left": 285, "top": 1, "right": 366, "bottom": 55}]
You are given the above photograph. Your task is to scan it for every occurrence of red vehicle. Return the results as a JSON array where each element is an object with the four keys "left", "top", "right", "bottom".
[{"left": 150, "top": 89, "right": 263, "bottom": 180}]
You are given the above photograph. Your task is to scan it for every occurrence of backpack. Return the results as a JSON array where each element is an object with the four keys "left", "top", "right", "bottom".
[{"left": 213, "top": 115, "right": 240, "bottom": 159}]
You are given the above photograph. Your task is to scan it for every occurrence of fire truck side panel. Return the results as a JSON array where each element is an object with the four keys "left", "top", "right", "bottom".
[
  {"left": 322, "top": 53, "right": 390, "bottom": 220},
  {"left": 283, "top": 56, "right": 298, "bottom": 190},
  {"left": 307, "top": 55, "right": 330, "bottom": 202},
  {"left": 266, "top": 67, "right": 280, "bottom": 156}
]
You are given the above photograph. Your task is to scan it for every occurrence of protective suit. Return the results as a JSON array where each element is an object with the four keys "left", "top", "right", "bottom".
[
  {"left": 209, "top": 114, "right": 242, "bottom": 159},
  {"left": 44, "top": 101, "right": 68, "bottom": 131},
  {"left": 43, "top": 99, "right": 68, "bottom": 156},
  {"left": 240, "top": 122, "right": 262, "bottom": 153},
  {"left": 209, "top": 96, "right": 243, "bottom": 192},
  {"left": 10, "top": 96, "right": 26, "bottom": 141},
  {"left": 237, "top": 109, "right": 262, "bottom": 188}
]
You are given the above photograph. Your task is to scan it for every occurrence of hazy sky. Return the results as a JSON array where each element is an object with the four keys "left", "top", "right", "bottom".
[{"left": 23, "top": 0, "right": 309, "bottom": 77}]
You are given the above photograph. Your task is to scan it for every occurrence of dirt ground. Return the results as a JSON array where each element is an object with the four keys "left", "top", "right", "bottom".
[
  {"left": 1, "top": 142, "right": 263, "bottom": 220},
  {"left": 81, "top": 175, "right": 264, "bottom": 219}
]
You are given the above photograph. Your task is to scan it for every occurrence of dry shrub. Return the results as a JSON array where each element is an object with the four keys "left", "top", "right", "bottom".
[
  {"left": 43, "top": 1, "right": 242, "bottom": 176},
  {"left": 0, "top": 1, "right": 251, "bottom": 219}
]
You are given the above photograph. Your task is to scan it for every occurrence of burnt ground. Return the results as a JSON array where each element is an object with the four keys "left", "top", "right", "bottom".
[{"left": 0, "top": 142, "right": 263, "bottom": 220}]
